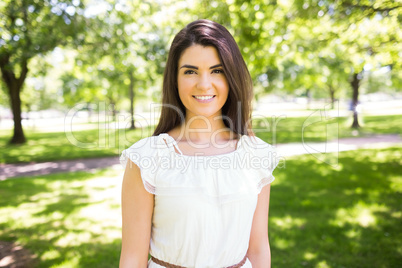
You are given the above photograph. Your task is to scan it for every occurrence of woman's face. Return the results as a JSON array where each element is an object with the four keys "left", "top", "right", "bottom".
[{"left": 177, "top": 44, "right": 229, "bottom": 120}]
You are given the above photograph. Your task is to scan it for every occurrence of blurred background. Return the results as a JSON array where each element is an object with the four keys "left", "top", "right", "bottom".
[{"left": 0, "top": 0, "right": 401, "bottom": 267}]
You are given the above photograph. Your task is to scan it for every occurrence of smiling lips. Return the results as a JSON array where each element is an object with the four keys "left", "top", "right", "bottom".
[{"left": 193, "top": 95, "right": 216, "bottom": 100}]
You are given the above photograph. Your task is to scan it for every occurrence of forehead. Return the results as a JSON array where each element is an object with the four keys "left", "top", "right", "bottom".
[{"left": 179, "top": 45, "right": 221, "bottom": 65}]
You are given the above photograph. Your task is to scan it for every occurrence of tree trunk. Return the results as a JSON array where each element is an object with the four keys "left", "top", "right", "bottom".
[
  {"left": 0, "top": 55, "right": 28, "bottom": 144},
  {"left": 350, "top": 72, "right": 361, "bottom": 129},
  {"left": 109, "top": 99, "right": 117, "bottom": 122},
  {"left": 328, "top": 85, "right": 335, "bottom": 109},
  {"left": 129, "top": 72, "right": 136, "bottom": 130},
  {"left": 9, "top": 84, "right": 26, "bottom": 143}
]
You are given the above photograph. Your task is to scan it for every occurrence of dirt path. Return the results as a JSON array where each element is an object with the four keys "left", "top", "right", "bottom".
[
  {"left": 0, "top": 241, "right": 37, "bottom": 268},
  {"left": 1, "top": 134, "right": 401, "bottom": 180},
  {"left": 0, "top": 157, "right": 121, "bottom": 180}
]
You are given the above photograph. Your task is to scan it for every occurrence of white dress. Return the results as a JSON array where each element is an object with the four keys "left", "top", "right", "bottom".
[{"left": 120, "top": 133, "right": 279, "bottom": 268}]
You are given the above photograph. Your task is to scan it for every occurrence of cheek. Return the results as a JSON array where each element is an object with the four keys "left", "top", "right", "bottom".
[
  {"left": 177, "top": 79, "right": 187, "bottom": 99},
  {"left": 219, "top": 80, "right": 229, "bottom": 99},
  {"left": 178, "top": 78, "right": 192, "bottom": 93},
  {"left": 178, "top": 85, "right": 194, "bottom": 108}
]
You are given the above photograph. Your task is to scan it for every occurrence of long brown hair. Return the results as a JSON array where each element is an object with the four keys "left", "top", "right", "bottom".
[{"left": 152, "top": 19, "right": 254, "bottom": 137}]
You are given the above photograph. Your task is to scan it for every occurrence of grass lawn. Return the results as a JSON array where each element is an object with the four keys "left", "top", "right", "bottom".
[
  {"left": 0, "top": 126, "right": 154, "bottom": 164},
  {"left": 254, "top": 114, "right": 401, "bottom": 145},
  {"left": 1, "top": 114, "right": 400, "bottom": 164},
  {"left": 270, "top": 146, "right": 402, "bottom": 267},
  {"left": 0, "top": 169, "right": 123, "bottom": 268},
  {"left": 0, "top": 147, "right": 400, "bottom": 267}
]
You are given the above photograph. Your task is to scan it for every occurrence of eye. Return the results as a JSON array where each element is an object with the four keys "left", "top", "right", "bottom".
[
  {"left": 184, "top": 70, "right": 196, "bottom": 75},
  {"left": 212, "top": 69, "right": 224, "bottom": 74}
]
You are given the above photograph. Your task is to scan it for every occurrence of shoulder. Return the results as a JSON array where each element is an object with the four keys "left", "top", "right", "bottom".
[
  {"left": 242, "top": 136, "right": 279, "bottom": 189},
  {"left": 243, "top": 135, "right": 274, "bottom": 150},
  {"left": 120, "top": 136, "right": 161, "bottom": 167},
  {"left": 127, "top": 135, "right": 157, "bottom": 150},
  {"left": 126, "top": 135, "right": 174, "bottom": 152},
  {"left": 242, "top": 135, "right": 278, "bottom": 164}
]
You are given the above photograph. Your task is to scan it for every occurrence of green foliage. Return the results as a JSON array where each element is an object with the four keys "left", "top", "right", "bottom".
[
  {"left": 1, "top": 0, "right": 401, "bottom": 142},
  {"left": 61, "top": 0, "right": 169, "bottom": 111},
  {"left": 0, "top": 0, "right": 89, "bottom": 143},
  {"left": 22, "top": 54, "right": 65, "bottom": 111},
  {"left": 0, "top": 0, "right": 86, "bottom": 64},
  {"left": 184, "top": 0, "right": 401, "bottom": 129},
  {"left": 186, "top": 0, "right": 402, "bottom": 102}
]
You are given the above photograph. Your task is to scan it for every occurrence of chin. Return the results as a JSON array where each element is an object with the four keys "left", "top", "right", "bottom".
[{"left": 188, "top": 109, "right": 223, "bottom": 118}]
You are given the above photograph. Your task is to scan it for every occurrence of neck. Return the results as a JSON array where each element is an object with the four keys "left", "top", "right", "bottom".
[{"left": 177, "top": 112, "right": 234, "bottom": 143}]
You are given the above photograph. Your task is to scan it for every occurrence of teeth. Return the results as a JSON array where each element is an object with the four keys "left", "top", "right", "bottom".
[{"left": 194, "top": 95, "right": 214, "bottom": 100}]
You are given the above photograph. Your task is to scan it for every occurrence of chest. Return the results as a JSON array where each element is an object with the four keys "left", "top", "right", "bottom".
[
  {"left": 152, "top": 194, "right": 258, "bottom": 230},
  {"left": 174, "top": 139, "right": 239, "bottom": 156}
]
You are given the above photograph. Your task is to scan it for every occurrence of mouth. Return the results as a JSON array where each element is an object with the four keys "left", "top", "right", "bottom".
[{"left": 192, "top": 95, "right": 216, "bottom": 100}]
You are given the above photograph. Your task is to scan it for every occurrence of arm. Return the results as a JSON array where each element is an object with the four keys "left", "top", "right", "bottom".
[
  {"left": 247, "top": 184, "right": 272, "bottom": 268},
  {"left": 120, "top": 159, "right": 154, "bottom": 268}
]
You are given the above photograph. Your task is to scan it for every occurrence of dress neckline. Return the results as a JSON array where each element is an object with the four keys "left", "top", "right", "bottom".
[{"left": 158, "top": 133, "right": 244, "bottom": 158}]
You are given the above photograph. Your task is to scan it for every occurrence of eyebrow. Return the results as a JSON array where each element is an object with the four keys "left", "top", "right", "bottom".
[{"left": 179, "top": 64, "right": 223, "bottom": 70}]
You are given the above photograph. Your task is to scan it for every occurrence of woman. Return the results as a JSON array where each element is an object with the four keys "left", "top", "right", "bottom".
[{"left": 120, "top": 19, "right": 278, "bottom": 268}]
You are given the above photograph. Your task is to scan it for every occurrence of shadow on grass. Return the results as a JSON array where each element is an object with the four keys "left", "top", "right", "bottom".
[
  {"left": 0, "top": 169, "right": 122, "bottom": 267},
  {"left": 270, "top": 147, "right": 402, "bottom": 267},
  {"left": 0, "top": 222, "right": 121, "bottom": 268}
]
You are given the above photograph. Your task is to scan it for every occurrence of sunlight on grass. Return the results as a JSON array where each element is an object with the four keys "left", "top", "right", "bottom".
[
  {"left": 275, "top": 238, "right": 295, "bottom": 250},
  {"left": 56, "top": 232, "right": 93, "bottom": 247},
  {"left": 344, "top": 229, "right": 361, "bottom": 239},
  {"left": 391, "top": 211, "right": 401, "bottom": 219},
  {"left": 303, "top": 251, "right": 317, "bottom": 261},
  {"left": 271, "top": 215, "right": 306, "bottom": 230},
  {"left": 56, "top": 255, "right": 80, "bottom": 268},
  {"left": 316, "top": 260, "right": 331, "bottom": 268},
  {"left": 389, "top": 175, "right": 402, "bottom": 191},
  {"left": 330, "top": 201, "right": 388, "bottom": 228},
  {"left": 0, "top": 169, "right": 123, "bottom": 267},
  {"left": 42, "top": 249, "right": 61, "bottom": 261},
  {"left": 343, "top": 187, "right": 363, "bottom": 196}
]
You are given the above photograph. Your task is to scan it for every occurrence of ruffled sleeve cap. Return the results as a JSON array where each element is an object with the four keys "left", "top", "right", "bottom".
[
  {"left": 120, "top": 136, "right": 162, "bottom": 194},
  {"left": 241, "top": 135, "right": 280, "bottom": 193}
]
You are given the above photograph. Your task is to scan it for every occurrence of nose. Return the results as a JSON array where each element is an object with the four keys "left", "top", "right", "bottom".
[{"left": 196, "top": 73, "right": 212, "bottom": 91}]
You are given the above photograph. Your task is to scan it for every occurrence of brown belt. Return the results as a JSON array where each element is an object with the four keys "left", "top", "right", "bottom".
[{"left": 150, "top": 254, "right": 247, "bottom": 268}]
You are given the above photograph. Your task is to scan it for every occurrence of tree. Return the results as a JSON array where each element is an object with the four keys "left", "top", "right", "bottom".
[
  {"left": 64, "top": 0, "right": 168, "bottom": 130},
  {"left": 192, "top": 0, "right": 401, "bottom": 129},
  {"left": 299, "top": 0, "right": 402, "bottom": 128},
  {"left": 0, "top": 0, "right": 86, "bottom": 143}
]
